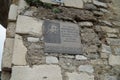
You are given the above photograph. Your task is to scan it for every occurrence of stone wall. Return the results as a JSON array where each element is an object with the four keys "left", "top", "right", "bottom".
[{"left": 1, "top": 0, "right": 120, "bottom": 80}]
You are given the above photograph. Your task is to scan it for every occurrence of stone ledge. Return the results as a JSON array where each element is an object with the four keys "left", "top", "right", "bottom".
[
  {"left": 2, "top": 38, "right": 14, "bottom": 71},
  {"left": 10, "top": 65, "right": 62, "bottom": 80}
]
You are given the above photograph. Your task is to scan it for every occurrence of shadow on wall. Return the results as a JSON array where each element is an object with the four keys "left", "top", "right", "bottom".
[{"left": 0, "top": 0, "right": 11, "bottom": 29}]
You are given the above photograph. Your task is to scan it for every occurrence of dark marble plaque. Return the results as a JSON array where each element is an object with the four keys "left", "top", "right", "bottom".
[{"left": 43, "top": 20, "right": 82, "bottom": 54}]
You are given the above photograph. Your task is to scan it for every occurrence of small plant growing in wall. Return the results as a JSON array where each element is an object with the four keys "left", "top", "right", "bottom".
[
  {"left": 43, "top": 3, "right": 52, "bottom": 9},
  {"left": 52, "top": 8, "right": 62, "bottom": 13}
]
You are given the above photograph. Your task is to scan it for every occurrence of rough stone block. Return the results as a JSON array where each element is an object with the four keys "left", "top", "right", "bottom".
[
  {"left": 41, "top": 0, "right": 58, "bottom": 4},
  {"left": 75, "top": 55, "right": 87, "bottom": 60},
  {"left": 46, "top": 56, "right": 58, "bottom": 64},
  {"left": 1, "top": 71, "right": 11, "bottom": 80},
  {"left": 10, "top": 65, "right": 62, "bottom": 80},
  {"left": 12, "top": 34, "right": 27, "bottom": 66},
  {"left": 99, "top": 20, "right": 112, "bottom": 26},
  {"left": 100, "top": 74, "right": 117, "bottom": 80},
  {"left": 2, "top": 38, "right": 14, "bottom": 70},
  {"left": 101, "top": 26, "right": 119, "bottom": 33},
  {"left": 113, "top": 46, "right": 120, "bottom": 55},
  {"left": 6, "top": 22, "right": 16, "bottom": 38},
  {"left": 78, "top": 22, "right": 93, "bottom": 27},
  {"left": 107, "top": 33, "right": 117, "bottom": 38},
  {"left": 16, "top": 15, "right": 43, "bottom": 36},
  {"left": 8, "top": 4, "right": 18, "bottom": 21},
  {"left": 18, "top": 0, "right": 29, "bottom": 13},
  {"left": 64, "top": 0, "right": 83, "bottom": 8},
  {"left": 27, "top": 37, "right": 39, "bottom": 42},
  {"left": 66, "top": 72, "right": 94, "bottom": 80},
  {"left": 78, "top": 65, "right": 94, "bottom": 73},
  {"left": 84, "top": 3, "right": 97, "bottom": 10},
  {"left": 93, "top": 0, "right": 108, "bottom": 8},
  {"left": 109, "top": 55, "right": 120, "bottom": 66},
  {"left": 106, "top": 38, "right": 120, "bottom": 46},
  {"left": 101, "top": 44, "right": 111, "bottom": 54}
]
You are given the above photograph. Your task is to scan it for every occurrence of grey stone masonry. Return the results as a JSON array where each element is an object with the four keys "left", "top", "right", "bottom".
[{"left": 2, "top": 0, "right": 120, "bottom": 80}]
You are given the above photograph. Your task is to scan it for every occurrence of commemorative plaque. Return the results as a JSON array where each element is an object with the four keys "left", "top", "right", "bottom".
[{"left": 43, "top": 20, "right": 82, "bottom": 54}]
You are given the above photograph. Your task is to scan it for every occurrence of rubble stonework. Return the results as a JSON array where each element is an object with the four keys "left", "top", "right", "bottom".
[{"left": 1, "top": 0, "right": 120, "bottom": 80}]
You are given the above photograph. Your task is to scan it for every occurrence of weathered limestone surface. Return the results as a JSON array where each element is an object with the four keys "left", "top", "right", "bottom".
[
  {"left": 109, "top": 55, "right": 120, "bottom": 66},
  {"left": 27, "top": 37, "right": 39, "bottom": 42},
  {"left": 78, "top": 65, "right": 94, "bottom": 73},
  {"left": 41, "top": 0, "right": 58, "bottom": 4},
  {"left": 6, "top": 22, "right": 16, "bottom": 38},
  {"left": 10, "top": 65, "right": 62, "bottom": 80},
  {"left": 106, "top": 38, "right": 120, "bottom": 46},
  {"left": 93, "top": 0, "right": 108, "bottom": 8},
  {"left": 8, "top": 4, "right": 18, "bottom": 21},
  {"left": 101, "top": 26, "right": 119, "bottom": 33},
  {"left": 64, "top": 0, "right": 83, "bottom": 8},
  {"left": 18, "top": 0, "right": 29, "bottom": 13},
  {"left": 41, "top": 0, "right": 84, "bottom": 8},
  {"left": 46, "top": 56, "right": 58, "bottom": 64},
  {"left": 75, "top": 55, "right": 87, "bottom": 60},
  {"left": 78, "top": 22, "right": 93, "bottom": 27},
  {"left": 2, "top": 38, "right": 14, "bottom": 70},
  {"left": 12, "top": 34, "right": 27, "bottom": 66},
  {"left": 113, "top": 46, "right": 120, "bottom": 55},
  {"left": 66, "top": 72, "right": 94, "bottom": 80},
  {"left": 16, "top": 15, "right": 43, "bottom": 36}
]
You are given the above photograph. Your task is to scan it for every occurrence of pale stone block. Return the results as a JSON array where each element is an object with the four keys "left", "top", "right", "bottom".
[
  {"left": 12, "top": 34, "right": 27, "bottom": 66},
  {"left": 27, "top": 37, "right": 39, "bottom": 42},
  {"left": 101, "top": 26, "right": 119, "bottom": 33},
  {"left": 6, "top": 22, "right": 16, "bottom": 38},
  {"left": 109, "top": 55, "right": 120, "bottom": 66},
  {"left": 75, "top": 55, "right": 87, "bottom": 60},
  {"left": 8, "top": 4, "right": 18, "bottom": 21},
  {"left": 64, "top": 0, "right": 83, "bottom": 8},
  {"left": 106, "top": 38, "right": 120, "bottom": 46},
  {"left": 113, "top": 46, "right": 120, "bottom": 55},
  {"left": 10, "top": 65, "right": 62, "bottom": 80},
  {"left": 100, "top": 74, "right": 117, "bottom": 80},
  {"left": 16, "top": 15, "right": 43, "bottom": 36},
  {"left": 101, "top": 44, "right": 112, "bottom": 54},
  {"left": 41, "top": 0, "right": 59, "bottom": 4},
  {"left": 66, "top": 72, "right": 94, "bottom": 80},
  {"left": 46, "top": 56, "right": 58, "bottom": 64},
  {"left": 107, "top": 33, "right": 117, "bottom": 38},
  {"left": 18, "top": 0, "right": 29, "bottom": 13},
  {"left": 100, "top": 52, "right": 109, "bottom": 59},
  {"left": 78, "top": 22, "right": 93, "bottom": 27},
  {"left": 78, "top": 65, "right": 94, "bottom": 73},
  {"left": 1, "top": 71, "right": 11, "bottom": 80},
  {"left": 93, "top": 0, "right": 108, "bottom": 8},
  {"left": 2, "top": 38, "right": 14, "bottom": 70}
]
